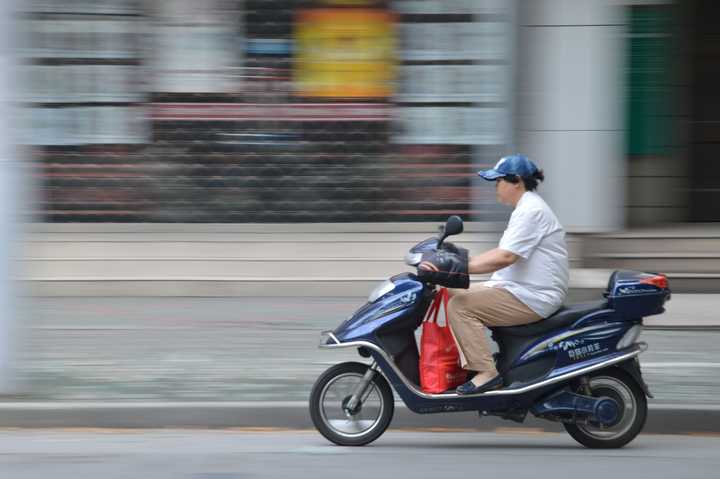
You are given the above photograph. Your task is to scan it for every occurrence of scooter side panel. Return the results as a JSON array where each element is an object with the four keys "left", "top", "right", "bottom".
[
  {"left": 551, "top": 321, "right": 635, "bottom": 371},
  {"left": 512, "top": 318, "right": 634, "bottom": 370},
  {"left": 500, "top": 315, "right": 638, "bottom": 388},
  {"left": 492, "top": 310, "right": 639, "bottom": 390}
]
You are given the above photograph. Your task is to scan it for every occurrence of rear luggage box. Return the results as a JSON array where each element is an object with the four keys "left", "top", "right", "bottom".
[{"left": 606, "top": 270, "right": 670, "bottom": 318}]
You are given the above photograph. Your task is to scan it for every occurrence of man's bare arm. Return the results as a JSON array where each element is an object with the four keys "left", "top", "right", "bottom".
[{"left": 468, "top": 248, "right": 519, "bottom": 274}]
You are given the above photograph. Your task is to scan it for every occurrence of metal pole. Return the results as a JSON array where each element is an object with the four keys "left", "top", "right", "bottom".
[{"left": 0, "top": 0, "right": 20, "bottom": 394}]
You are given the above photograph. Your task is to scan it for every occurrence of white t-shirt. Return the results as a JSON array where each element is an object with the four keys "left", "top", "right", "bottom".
[{"left": 484, "top": 191, "right": 569, "bottom": 318}]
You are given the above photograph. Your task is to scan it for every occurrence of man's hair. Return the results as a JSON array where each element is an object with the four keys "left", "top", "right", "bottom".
[{"left": 502, "top": 170, "right": 545, "bottom": 191}]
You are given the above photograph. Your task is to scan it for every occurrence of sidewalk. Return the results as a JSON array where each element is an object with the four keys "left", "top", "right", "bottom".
[
  {"left": 0, "top": 295, "right": 714, "bottom": 429},
  {"left": 645, "top": 294, "right": 720, "bottom": 329}
]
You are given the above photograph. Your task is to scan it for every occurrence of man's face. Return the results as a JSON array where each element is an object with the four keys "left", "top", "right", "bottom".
[
  {"left": 495, "top": 177, "right": 520, "bottom": 205},
  {"left": 495, "top": 177, "right": 512, "bottom": 205}
]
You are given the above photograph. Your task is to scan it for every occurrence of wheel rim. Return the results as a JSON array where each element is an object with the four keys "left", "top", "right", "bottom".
[
  {"left": 577, "top": 376, "right": 638, "bottom": 441},
  {"left": 318, "top": 372, "right": 384, "bottom": 439}
]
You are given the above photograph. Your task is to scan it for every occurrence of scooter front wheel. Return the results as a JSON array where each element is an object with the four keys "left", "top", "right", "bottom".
[{"left": 309, "top": 361, "right": 394, "bottom": 446}]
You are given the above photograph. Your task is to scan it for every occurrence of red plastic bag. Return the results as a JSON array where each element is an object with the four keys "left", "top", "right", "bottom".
[{"left": 419, "top": 288, "right": 468, "bottom": 393}]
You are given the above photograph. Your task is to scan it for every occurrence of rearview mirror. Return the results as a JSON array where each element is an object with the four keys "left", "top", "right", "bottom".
[{"left": 438, "top": 215, "right": 463, "bottom": 246}]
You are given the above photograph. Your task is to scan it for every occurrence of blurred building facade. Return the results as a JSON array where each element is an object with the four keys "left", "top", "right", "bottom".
[{"left": 16, "top": 0, "right": 717, "bottom": 231}]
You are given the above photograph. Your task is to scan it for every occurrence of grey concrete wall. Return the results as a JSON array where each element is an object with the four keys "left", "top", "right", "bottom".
[{"left": 515, "top": 0, "right": 626, "bottom": 232}]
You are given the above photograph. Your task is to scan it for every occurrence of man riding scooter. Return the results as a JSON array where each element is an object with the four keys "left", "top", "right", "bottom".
[
  {"left": 313, "top": 154, "right": 660, "bottom": 447},
  {"left": 418, "top": 154, "right": 569, "bottom": 395}
]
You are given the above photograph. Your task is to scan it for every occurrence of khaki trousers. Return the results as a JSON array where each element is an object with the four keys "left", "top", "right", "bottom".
[{"left": 447, "top": 284, "right": 542, "bottom": 375}]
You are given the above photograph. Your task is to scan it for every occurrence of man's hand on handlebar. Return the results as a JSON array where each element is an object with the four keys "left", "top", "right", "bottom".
[{"left": 416, "top": 248, "right": 470, "bottom": 289}]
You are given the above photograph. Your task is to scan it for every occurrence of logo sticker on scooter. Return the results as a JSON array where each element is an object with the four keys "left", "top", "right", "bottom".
[
  {"left": 618, "top": 286, "right": 638, "bottom": 294},
  {"left": 558, "top": 339, "right": 584, "bottom": 351},
  {"left": 400, "top": 292, "right": 417, "bottom": 304}
]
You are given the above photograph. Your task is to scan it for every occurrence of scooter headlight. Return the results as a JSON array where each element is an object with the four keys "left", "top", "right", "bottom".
[
  {"left": 405, "top": 252, "right": 423, "bottom": 266},
  {"left": 368, "top": 280, "right": 395, "bottom": 303}
]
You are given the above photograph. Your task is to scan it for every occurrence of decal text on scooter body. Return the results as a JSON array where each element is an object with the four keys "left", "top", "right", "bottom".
[{"left": 567, "top": 342, "right": 605, "bottom": 360}]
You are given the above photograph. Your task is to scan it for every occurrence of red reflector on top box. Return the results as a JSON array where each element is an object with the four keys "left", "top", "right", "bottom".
[{"left": 639, "top": 274, "right": 669, "bottom": 290}]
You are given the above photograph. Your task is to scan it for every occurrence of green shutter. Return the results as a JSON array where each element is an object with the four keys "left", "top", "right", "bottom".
[{"left": 626, "top": 6, "right": 673, "bottom": 157}]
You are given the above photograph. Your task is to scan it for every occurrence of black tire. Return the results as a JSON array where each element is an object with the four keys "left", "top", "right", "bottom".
[
  {"left": 564, "top": 368, "right": 648, "bottom": 449},
  {"left": 309, "top": 362, "right": 394, "bottom": 446}
]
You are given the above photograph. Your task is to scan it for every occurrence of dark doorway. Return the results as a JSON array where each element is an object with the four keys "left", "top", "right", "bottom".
[{"left": 689, "top": 0, "right": 720, "bottom": 221}]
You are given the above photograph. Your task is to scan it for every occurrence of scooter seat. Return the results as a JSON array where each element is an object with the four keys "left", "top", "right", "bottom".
[{"left": 492, "top": 300, "right": 609, "bottom": 337}]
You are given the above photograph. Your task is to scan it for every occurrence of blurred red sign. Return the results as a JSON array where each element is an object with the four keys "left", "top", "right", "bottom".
[{"left": 150, "top": 103, "right": 392, "bottom": 121}]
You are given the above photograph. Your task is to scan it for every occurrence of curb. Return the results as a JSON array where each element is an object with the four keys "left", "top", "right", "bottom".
[
  {"left": 644, "top": 326, "right": 720, "bottom": 331},
  {"left": 0, "top": 402, "right": 718, "bottom": 434}
]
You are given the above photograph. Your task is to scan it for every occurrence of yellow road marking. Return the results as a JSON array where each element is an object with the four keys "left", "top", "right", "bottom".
[{"left": 493, "top": 427, "right": 554, "bottom": 435}]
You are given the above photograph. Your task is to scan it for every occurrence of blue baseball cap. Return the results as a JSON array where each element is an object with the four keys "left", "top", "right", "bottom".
[{"left": 478, "top": 154, "right": 538, "bottom": 181}]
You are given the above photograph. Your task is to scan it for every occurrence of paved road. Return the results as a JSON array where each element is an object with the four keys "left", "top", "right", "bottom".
[
  {"left": 0, "top": 429, "right": 719, "bottom": 479},
  {"left": 20, "top": 298, "right": 720, "bottom": 407}
]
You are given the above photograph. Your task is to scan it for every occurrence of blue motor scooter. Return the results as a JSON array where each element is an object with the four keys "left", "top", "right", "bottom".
[{"left": 309, "top": 216, "right": 667, "bottom": 448}]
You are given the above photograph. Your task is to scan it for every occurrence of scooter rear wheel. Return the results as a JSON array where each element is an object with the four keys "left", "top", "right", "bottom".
[
  {"left": 564, "top": 368, "right": 647, "bottom": 449},
  {"left": 309, "top": 361, "right": 394, "bottom": 446}
]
